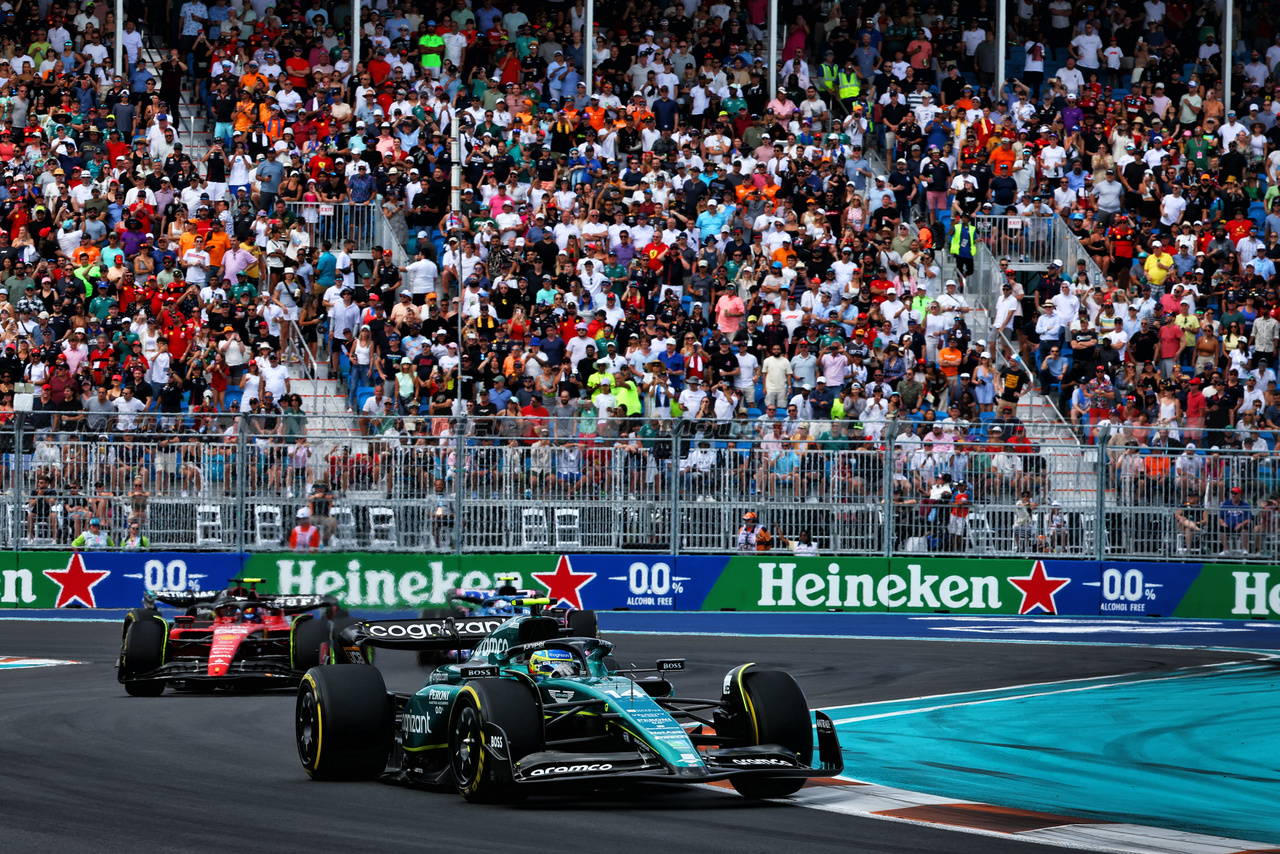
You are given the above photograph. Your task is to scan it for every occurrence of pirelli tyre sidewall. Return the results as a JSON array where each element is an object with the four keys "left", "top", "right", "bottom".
[
  {"left": 296, "top": 665, "right": 393, "bottom": 781},
  {"left": 720, "top": 665, "right": 813, "bottom": 799},
  {"left": 448, "top": 678, "right": 541, "bottom": 803},
  {"left": 119, "top": 609, "right": 167, "bottom": 696}
]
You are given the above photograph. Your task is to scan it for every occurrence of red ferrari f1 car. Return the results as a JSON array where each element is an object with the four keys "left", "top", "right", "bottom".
[{"left": 116, "top": 578, "right": 353, "bottom": 696}]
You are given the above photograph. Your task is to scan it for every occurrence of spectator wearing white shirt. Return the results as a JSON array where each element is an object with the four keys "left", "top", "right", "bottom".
[
  {"left": 1070, "top": 23, "right": 1103, "bottom": 70},
  {"left": 1049, "top": 281, "right": 1081, "bottom": 326},
  {"left": 1055, "top": 58, "right": 1085, "bottom": 95}
]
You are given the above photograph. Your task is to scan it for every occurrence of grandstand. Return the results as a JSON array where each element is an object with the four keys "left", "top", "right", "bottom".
[{"left": 0, "top": 0, "right": 1272, "bottom": 561}]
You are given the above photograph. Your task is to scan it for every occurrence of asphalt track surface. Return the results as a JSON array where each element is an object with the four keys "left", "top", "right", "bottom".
[{"left": 0, "top": 621, "right": 1249, "bottom": 854}]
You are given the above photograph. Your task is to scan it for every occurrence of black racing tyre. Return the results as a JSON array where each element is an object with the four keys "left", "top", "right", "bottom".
[
  {"left": 296, "top": 665, "right": 393, "bottom": 781},
  {"left": 291, "top": 615, "right": 332, "bottom": 671},
  {"left": 449, "top": 678, "right": 542, "bottom": 803},
  {"left": 416, "top": 607, "right": 462, "bottom": 667},
  {"left": 566, "top": 609, "right": 598, "bottom": 639},
  {"left": 727, "top": 669, "right": 813, "bottom": 799},
  {"left": 119, "top": 610, "right": 166, "bottom": 697}
]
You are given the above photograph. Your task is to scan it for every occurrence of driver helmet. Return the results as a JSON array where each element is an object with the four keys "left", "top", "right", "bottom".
[
  {"left": 528, "top": 648, "right": 579, "bottom": 680},
  {"left": 241, "top": 607, "right": 263, "bottom": 624}
]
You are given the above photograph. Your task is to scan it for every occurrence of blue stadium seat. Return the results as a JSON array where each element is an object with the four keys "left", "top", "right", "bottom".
[
  {"left": 356, "top": 387, "right": 377, "bottom": 412},
  {"left": 747, "top": 407, "right": 761, "bottom": 418},
  {"left": 936, "top": 210, "right": 952, "bottom": 234},
  {"left": 979, "top": 411, "right": 997, "bottom": 425},
  {"left": 1249, "top": 201, "right": 1266, "bottom": 230},
  {"left": 223, "top": 386, "right": 243, "bottom": 411}
]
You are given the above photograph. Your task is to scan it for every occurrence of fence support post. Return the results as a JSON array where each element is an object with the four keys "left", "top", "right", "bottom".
[
  {"left": 13, "top": 411, "right": 23, "bottom": 552},
  {"left": 1094, "top": 425, "right": 1109, "bottom": 561},
  {"left": 669, "top": 427, "right": 681, "bottom": 555},
  {"left": 883, "top": 424, "right": 895, "bottom": 558},
  {"left": 235, "top": 415, "right": 247, "bottom": 553},
  {"left": 454, "top": 419, "right": 465, "bottom": 554}
]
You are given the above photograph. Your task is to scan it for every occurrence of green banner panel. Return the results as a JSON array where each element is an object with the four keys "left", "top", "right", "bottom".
[
  {"left": 1173, "top": 563, "right": 1280, "bottom": 619},
  {"left": 699, "top": 555, "right": 891, "bottom": 611},
  {"left": 242, "top": 553, "right": 549, "bottom": 609}
]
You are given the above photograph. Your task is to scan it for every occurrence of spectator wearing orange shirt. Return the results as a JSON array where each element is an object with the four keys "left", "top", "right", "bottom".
[
  {"left": 239, "top": 62, "right": 268, "bottom": 93},
  {"left": 988, "top": 137, "right": 1017, "bottom": 174},
  {"left": 204, "top": 220, "right": 232, "bottom": 269},
  {"left": 937, "top": 337, "right": 963, "bottom": 377}
]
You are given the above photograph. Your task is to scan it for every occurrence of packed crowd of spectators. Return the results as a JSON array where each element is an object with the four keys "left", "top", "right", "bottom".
[{"left": 1, "top": 0, "right": 1279, "bottom": 553}]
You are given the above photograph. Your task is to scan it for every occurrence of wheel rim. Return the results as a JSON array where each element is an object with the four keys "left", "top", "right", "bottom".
[
  {"left": 451, "top": 705, "right": 482, "bottom": 786},
  {"left": 297, "top": 689, "right": 319, "bottom": 766}
]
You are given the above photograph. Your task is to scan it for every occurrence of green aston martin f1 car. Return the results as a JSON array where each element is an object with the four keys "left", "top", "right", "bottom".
[{"left": 295, "top": 602, "right": 842, "bottom": 801}]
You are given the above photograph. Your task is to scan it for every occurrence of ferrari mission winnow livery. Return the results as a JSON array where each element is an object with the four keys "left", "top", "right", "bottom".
[
  {"left": 116, "top": 579, "right": 352, "bottom": 696},
  {"left": 295, "top": 603, "right": 842, "bottom": 801}
]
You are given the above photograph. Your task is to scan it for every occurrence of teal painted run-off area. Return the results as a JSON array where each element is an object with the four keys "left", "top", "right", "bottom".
[{"left": 824, "top": 661, "right": 1280, "bottom": 843}]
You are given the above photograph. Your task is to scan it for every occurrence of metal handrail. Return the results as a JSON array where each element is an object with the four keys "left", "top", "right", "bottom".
[
  {"left": 4, "top": 413, "right": 1276, "bottom": 556},
  {"left": 288, "top": 313, "right": 319, "bottom": 399}
]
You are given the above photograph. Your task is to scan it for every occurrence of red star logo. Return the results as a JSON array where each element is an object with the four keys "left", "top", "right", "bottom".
[
  {"left": 532, "top": 555, "right": 595, "bottom": 611},
  {"left": 1007, "top": 560, "right": 1071, "bottom": 616},
  {"left": 42, "top": 552, "right": 110, "bottom": 609}
]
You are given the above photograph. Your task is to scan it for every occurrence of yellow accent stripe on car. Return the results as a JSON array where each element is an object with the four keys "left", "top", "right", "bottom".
[
  {"left": 738, "top": 664, "right": 759, "bottom": 743},
  {"left": 156, "top": 613, "right": 168, "bottom": 664},
  {"left": 402, "top": 743, "right": 447, "bottom": 752},
  {"left": 460, "top": 686, "right": 484, "bottom": 791}
]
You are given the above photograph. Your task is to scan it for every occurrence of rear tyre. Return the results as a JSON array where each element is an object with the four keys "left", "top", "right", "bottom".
[
  {"left": 566, "top": 609, "right": 598, "bottom": 639},
  {"left": 296, "top": 665, "right": 393, "bottom": 781},
  {"left": 725, "top": 668, "right": 813, "bottom": 799},
  {"left": 291, "top": 615, "right": 332, "bottom": 671},
  {"left": 119, "top": 610, "right": 166, "bottom": 697},
  {"left": 416, "top": 607, "right": 462, "bottom": 667},
  {"left": 449, "top": 678, "right": 542, "bottom": 803}
]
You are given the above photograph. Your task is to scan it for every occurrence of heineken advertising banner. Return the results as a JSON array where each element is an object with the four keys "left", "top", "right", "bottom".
[
  {"left": 0, "top": 552, "right": 246, "bottom": 609},
  {"left": 4, "top": 551, "right": 1280, "bottom": 620}
]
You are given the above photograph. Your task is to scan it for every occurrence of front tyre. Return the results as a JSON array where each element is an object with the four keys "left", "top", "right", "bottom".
[
  {"left": 296, "top": 665, "right": 393, "bottom": 781},
  {"left": 449, "top": 678, "right": 542, "bottom": 803},
  {"left": 119, "top": 609, "right": 166, "bottom": 697},
  {"left": 722, "top": 666, "right": 814, "bottom": 799}
]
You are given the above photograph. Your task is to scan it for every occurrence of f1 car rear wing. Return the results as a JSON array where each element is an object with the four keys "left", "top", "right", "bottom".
[
  {"left": 259, "top": 594, "right": 343, "bottom": 614},
  {"left": 143, "top": 589, "right": 341, "bottom": 615},
  {"left": 144, "top": 589, "right": 222, "bottom": 608},
  {"left": 338, "top": 616, "right": 510, "bottom": 651}
]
